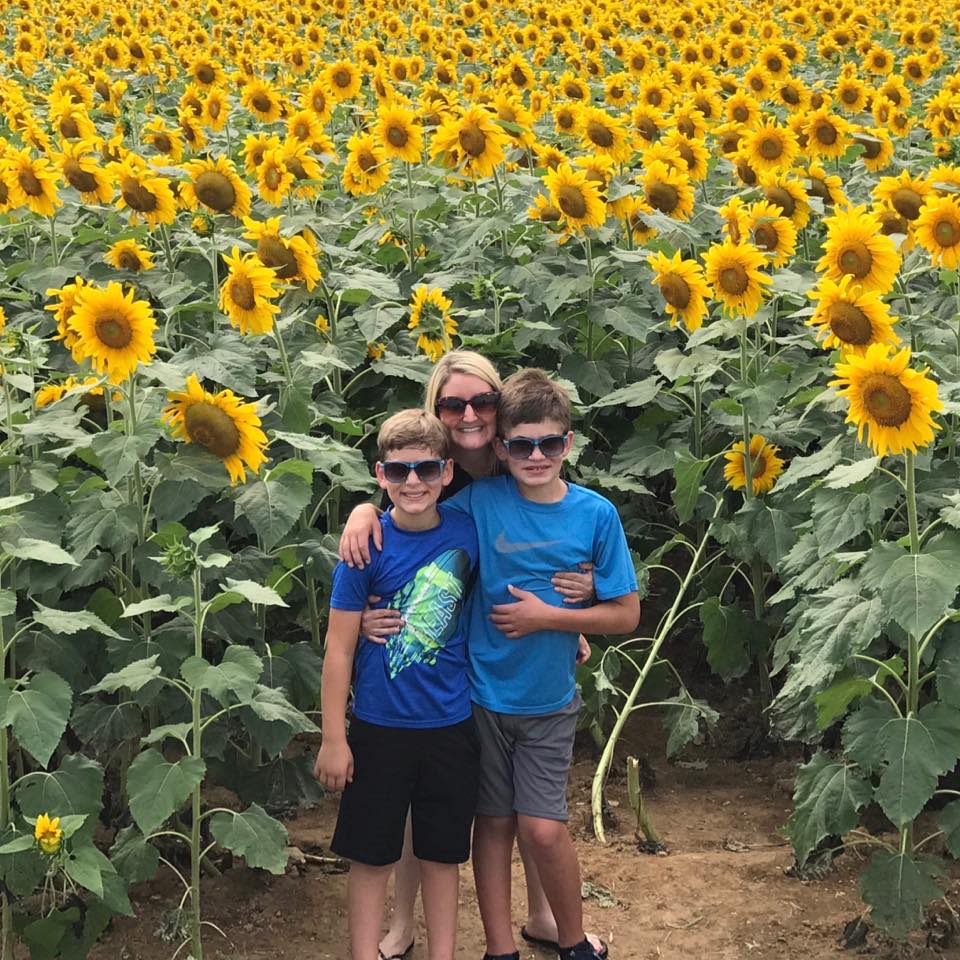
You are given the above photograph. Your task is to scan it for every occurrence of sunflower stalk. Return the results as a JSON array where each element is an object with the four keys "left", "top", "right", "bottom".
[
  {"left": 47, "top": 213, "right": 59, "bottom": 266},
  {"left": 739, "top": 333, "right": 754, "bottom": 501},
  {"left": 0, "top": 600, "right": 12, "bottom": 960},
  {"left": 189, "top": 565, "right": 206, "bottom": 960},
  {"left": 405, "top": 162, "right": 417, "bottom": 271},
  {"left": 209, "top": 219, "right": 220, "bottom": 334}
]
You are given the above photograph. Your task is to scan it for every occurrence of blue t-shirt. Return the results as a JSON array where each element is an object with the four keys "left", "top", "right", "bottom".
[
  {"left": 329, "top": 504, "right": 479, "bottom": 729},
  {"left": 447, "top": 476, "right": 637, "bottom": 716}
]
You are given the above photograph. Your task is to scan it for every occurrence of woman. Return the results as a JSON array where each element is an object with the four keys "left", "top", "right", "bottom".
[{"left": 338, "top": 351, "right": 600, "bottom": 960}]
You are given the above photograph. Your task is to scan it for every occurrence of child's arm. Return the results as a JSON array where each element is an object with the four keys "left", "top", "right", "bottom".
[
  {"left": 337, "top": 504, "right": 383, "bottom": 569},
  {"left": 489, "top": 586, "right": 640, "bottom": 639},
  {"left": 314, "top": 608, "right": 363, "bottom": 791}
]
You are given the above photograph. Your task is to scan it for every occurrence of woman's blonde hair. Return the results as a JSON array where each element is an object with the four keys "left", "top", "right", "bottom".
[{"left": 423, "top": 350, "right": 503, "bottom": 413}]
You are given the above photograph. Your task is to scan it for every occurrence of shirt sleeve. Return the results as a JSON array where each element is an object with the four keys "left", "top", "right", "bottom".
[
  {"left": 329, "top": 559, "right": 373, "bottom": 611},
  {"left": 443, "top": 482, "right": 475, "bottom": 517},
  {"left": 591, "top": 502, "right": 639, "bottom": 601}
]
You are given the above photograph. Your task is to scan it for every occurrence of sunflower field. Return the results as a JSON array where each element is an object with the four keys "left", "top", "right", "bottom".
[{"left": 1, "top": 0, "right": 960, "bottom": 953}]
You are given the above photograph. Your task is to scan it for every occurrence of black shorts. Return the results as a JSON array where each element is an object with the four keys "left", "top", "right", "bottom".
[{"left": 330, "top": 716, "right": 480, "bottom": 867}]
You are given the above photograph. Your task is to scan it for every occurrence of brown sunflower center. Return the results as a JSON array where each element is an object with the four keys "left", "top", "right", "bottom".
[
  {"left": 678, "top": 143, "right": 695, "bottom": 170},
  {"left": 827, "top": 301, "right": 873, "bottom": 344},
  {"left": 95, "top": 79, "right": 110, "bottom": 101},
  {"left": 636, "top": 117, "right": 658, "bottom": 142},
  {"left": 564, "top": 82, "right": 583, "bottom": 99},
  {"left": 229, "top": 276, "right": 257, "bottom": 311},
  {"left": 758, "top": 136, "right": 783, "bottom": 161},
  {"left": 587, "top": 121, "right": 614, "bottom": 148},
  {"left": 934, "top": 216, "right": 960, "bottom": 248},
  {"left": 311, "top": 92, "right": 327, "bottom": 114},
  {"left": 732, "top": 105, "right": 749, "bottom": 122},
  {"left": 196, "top": 63, "right": 215, "bottom": 84},
  {"left": 257, "top": 237, "right": 299, "bottom": 278},
  {"left": 719, "top": 264, "right": 749, "bottom": 295},
  {"left": 555, "top": 184, "right": 587, "bottom": 219},
  {"left": 333, "top": 68, "right": 352, "bottom": 89},
  {"left": 861, "top": 373, "right": 912, "bottom": 427},
  {"left": 208, "top": 99, "right": 221, "bottom": 119},
  {"left": 0, "top": 181, "right": 8, "bottom": 205},
  {"left": 59, "top": 117, "right": 80, "bottom": 139},
  {"left": 647, "top": 181, "right": 678, "bottom": 213},
  {"left": 557, "top": 110, "right": 575, "bottom": 130},
  {"left": 393, "top": 63, "right": 408, "bottom": 81},
  {"left": 18, "top": 168, "right": 43, "bottom": 197},
  {"left": 117, "top": 249, "right": 144, "bottom": 271},
  {"left": 754, "top": 222, "right": 779, "bottom": 250},
  {"left": 891, "top": 187, "right": 923, "bottom": 220},
  {"left": 263, "top": 165, "right": 282, "bottom": 189},
  {"left": 814, "top": 121, "right": 837, "bottom": 145},
  {"left": 63, "top": 159, "right": 98, "bottom": 194},
  {"left": 458, "top": 122, "right": 487, "bottom": 157},
  {"left": 660, "top": 273, "right": 691, "bottom": 309},
  {"left": 153, "top": 133, "right": 173, "bottom": 154},
  {"left": 95, "top": 312, "right": 133, "bottom": 348},
  {"left": 736, "top": 159, "right": 758, "bottom": 186},
  {"left": 121, "top": 177, "right": 158, "bottom": 212},
  {"left": 184, "top": 402, "right": 241, "bottom": 458},
  {"left": 286, "top": 156, "right": 307, "bottom": 179},
  {"left": 357, "top": 150, "right": 377, "bottom": 173},
  {"left": 808, "top": 177, "right": 830, "bottom": 201},
  {"left": 194, "top": 170, "right": 236, "bottom": 211},
  {"left": 538, "top": 202, "right": 562, "bottom": 223},
  {"left": 841, "top": 87, "right": 859, "bottom": 104},
  {"left": 854, "top": 135, "right": 881, "bottom": 159},
  {"left": 837, "top": 241, "right": 873, "bottom": 278},
  {"left": 384, "top": 122, "right": 408, "bottom": 147},
  {"left": 251, "top": 93, "right": 272, "bottom": 113}
]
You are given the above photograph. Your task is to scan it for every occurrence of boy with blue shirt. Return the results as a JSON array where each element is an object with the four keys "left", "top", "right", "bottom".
[
  {"left": 315, "top": 409, "right": 480, "bottom": 960},
  {"left": 447, "top": 368, "right": 639, "bottom": 960}
]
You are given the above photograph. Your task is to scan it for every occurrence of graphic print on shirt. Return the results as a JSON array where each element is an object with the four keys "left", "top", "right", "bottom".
[{"left": 386, "top": 548, "right": 471, "bottom": 678}]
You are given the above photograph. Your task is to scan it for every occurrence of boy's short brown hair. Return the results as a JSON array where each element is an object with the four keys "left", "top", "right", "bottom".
[
  {"left": 377, "top": 409, "right": 449, "bottom": 460},
  {"left": 497, "top": 368, "right": 571, "bottom": 434}
]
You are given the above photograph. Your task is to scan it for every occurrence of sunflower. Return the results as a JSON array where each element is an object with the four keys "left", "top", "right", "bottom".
[
  {"left": 286, "top": 108, "right": 323, "bottom": 146},
  {"left": 726, "top": 91, "right": 761, "bottom": 126},
  {"left": 281, "top": 140, "right": 325, "bottom": 199},
  {"left": 241, "top": 80, "right": 284, "bottom": 123},
  {"left": 342, "top": 132, "right": 390, "bottom": 197},
  {"left": 817, "top": 205, "right": 901, "bottom": 294},
  {"left": 243, "top": 133, "right": 281, "bottom": 176},
  {"left": 853, "top": 126, "right": 894, "bottom": 172},
  {"left": 109, "top": 155, "right": 177, "bottom": 229},
  {"left": 242, "top": 216, "right": 321, "bottom": 290},
  {"left": 163, "top": 374, "right": 268, "bottom": 485},
  {"left": 325, "top": 60, "right": 362, "bottom": 102},
  {"left": 48, "top": 95, "right": 97, "bottom": 142},
  {"left": 1, "top": 147, "right": 61, "bottom": 217},
  {"left": 527, "top": 193, "right": 571, "bottom": 241},
  {"left": 746, "top": 200, "right": 798, "bottom": 267},
  {"left": 724, "top": 435, "right": 784, "bottom": 495},
  {"left": 648, "top": 250, "right": 710, "bottom": 332},
  {"left": 743, "top": 119, "right": 799, "bottom": 174},
  {"left": 873, "top": 169, "right": 931, "bottom": 222},
  {"left": 804, "top": 107, "right": 852, "bottom": 159},
  {"left": 180, "top": 155, "right": 251, "bottom": 219},
  {"left": 105, "top": 239, "right": 155, "bottom": 272},
  {"left": 202, "top": 87, "right": 230, "bottom": 132},
  {"left": 35, "top": 375, "right": 102, "bottom": 409},
  {"left": 142, "top": 117, "right": 184, "bottom": 163},
  {"left": 830, "top": 344, "right": 942, "bottom": 457},
  {"left": 256, "top": 147, "right": 294, "bottom": 206},
  {"left": 68, "top": 281, "right": 157, "bottom": 382},
  {"left": 430, "top": 105, "right": 507, "bottom": 180},
  {"left": 377, "top": 102, "right": 423, "bottom": 164},
  {"left": 835, "top": 74, "right": 870, "bottom": 113},
  {"left": 46, "top": 277, "right": 88, "bottom": 358},
  {"left": 576, "top": 105, "right": 632, "bottom": 162},
  {"left": 301, "top": 77, "right": 333, "bottom": 124},
  {"left": 408, "top": 286, "right": 457, "bottom": 363},
  {"left": 543, "top": 162, "right": 606, "bottom": 232},
  {"left": 808, "top": 275, "right": 900, "bottom": 356},
  {"left": 914, "top": 194, "right": 960, "bottom": 269},
  {"left": 641, "top": 160, "right": 695, "bottom": 221},
  {"left": 759, "top": 171, "right": 811, "bottom": 230},
  {"left": 219, "top": 248, "right": 281, "bottom": 336},
  {"left": 719, "top": 195, "right": 749, "bottom": 243},
  {"left": 703, "top": 239, "right": 771, "bottom": 317},
  {"left": 54, "top": 140, "right": 113, "bottom": 203}
]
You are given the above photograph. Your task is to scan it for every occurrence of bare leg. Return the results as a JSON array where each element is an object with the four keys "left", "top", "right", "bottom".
[
  {"left": 472, "top": 814, "right": 517, "bottom": 956},
  {"left": 419, "top": 860, "right": 459, "bottom": 960},
  {"left": 380, "top": 818, "right": 419, "bottom": 958},
  {"left": 348, "top": 862, "right": 393, "bottom": 960},
  {"left": 516, "top": 816, "right": 584, "bottom": 949}
]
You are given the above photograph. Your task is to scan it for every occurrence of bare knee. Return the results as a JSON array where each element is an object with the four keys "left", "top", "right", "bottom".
[
  {"left": 475, "top": 814, "right": 515, "bottom": 842},
  {"left": 517, "top": 816, "right": 567, "bottom": 852}
]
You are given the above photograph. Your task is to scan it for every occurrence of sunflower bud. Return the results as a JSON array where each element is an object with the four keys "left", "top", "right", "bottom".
[
  {"left": 160, "top": 540, "right": 198, "bottom": 580},
  {"left": 34, "top": 813, "right": 63, "bottom": 855}
]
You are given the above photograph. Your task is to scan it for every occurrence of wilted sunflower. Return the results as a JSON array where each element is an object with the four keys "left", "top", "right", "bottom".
[
  {"left": 817, "top": 205, "right": 901, "bottom": 294},
  {"left": 163, "top": 374, "right": 268, "bottom": 485},
  {"left": 242, "top": 216, "right": 321, "bottom": 290},
  {"left": 647, "top": 250, "right": 710, "bottom": 331},
  {"left": 256, "top": 147, "right": 294, "bottom": 206},
  {"left": 68, "top": 281, "right": 157, "bottom": 382},
  {"left": 808, "top": 275, "right": 900, "bottom": 356},
  {"left": 703, "top": 239, "right": 771, "bottom": 317},
  {"left": 220, "top": 248, "right": 281, "bottom": 336},
  {"left": 105, "top": 239, "right": 155, "bottom": 272},
  {"left": 430, "top": 105, "right": 507, "bottom": 180},
  {"left": 544, "top": 162, "right": 606, "bottom": 231},
  {"left": 408, "top": 286, "right": 457, "bottom": 363},
  {"left": 54, "top": 140, "right": 112, "bottom": 203},
  {"left": 375, "top": 103, "right": 423, "bottom": 165},
  {"left": 830, "top": 344, "right": 942, "bottom": 457},
  {"left": 1, "top": 147, "right": 62, "bottom": 217},
  {"left": 35, "top": 375, "right": 101, "bottom": 409},
  {"left": 746, "top": 200, "right": 798, "bottom": 267},
  {"left": 109, "top": 155, "right": 176, "bottom": 229},
  {"left": 914, "top": 194, "right": 960, "bottom": 269},
  {"left": 724, "top": 435, "right": 784, "bottom": 495},
  {"left": 641, "top": 160, "right": 695, "bottom": 221},
  {"left": 181, "top": 155, "right": 251, "bottom": 219},
  {"left": 343, "top": 132, "right": 390, "bottom": 197}
]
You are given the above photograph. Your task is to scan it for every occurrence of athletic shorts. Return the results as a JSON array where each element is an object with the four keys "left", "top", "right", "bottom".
[
  {"left": 472, "top": 694, "right": 581, "bottom": 822},
  {"left": 330, "top": 716, "right": 480, "bottom": 866}
]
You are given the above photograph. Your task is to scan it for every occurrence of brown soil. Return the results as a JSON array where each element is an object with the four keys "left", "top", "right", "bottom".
[{"left": 88, "top": 724, "right": 960, "bottom": 960}]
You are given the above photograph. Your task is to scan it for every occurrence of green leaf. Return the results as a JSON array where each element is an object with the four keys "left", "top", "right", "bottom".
[
  {"left": 14, "top": 754, "right": 104, "bottom": 819},
  {"left": 814, "top": 674, "right": 874, "bottom": 729},
  {"left": 938, "top": 801, "right": 960, "bottom": 858},
  {"left": 785, "top": 752, "right": 872, "bottom": 865},
  {"left": 919, "top": 701, "right": 960, "bottom": 770},
  {"left": 773, "top": 436, "right": 843, "bottom": 492},
  {"left": 881, "top": 552, "right": 960, "bottom": 638},
  {"left": 860, "top": 850, "right": 943, "bottom": 938},
  {"left": 699, "top": 598, "right": 752, "bottom": 681},
  {"left": 0, "top": 589, "right": 16, "bottom": 617},
  {"left": 126, "top": 750, "right": 206, "bottom": 835},
  {"left": 939, "top": 492, "right": 960, "bottom": 530},
  {"left": 140, "top": 722, "right": 192, "bottom": 746},
  {"left": 936, "top": 638, "right": 960, "bottom": 708},
  {"left": 671, "top": 451, "right": 708, "bottom": 524},
  {"left": 209, "top": 803, "right": 289, "bottom": 874},
  {"left": 4, "top": 671, "right": 73, "bottom": 768},
  {"left": 32, "top": 604, "right": 121, "bottom": 639},
  {"left": 811, "top": 489, "right": 872, "bottom": 557},
  {"left": 0, "top": 833, "right": 39, "bottom": 854},
  {"left": 589, "top": 376, "right": 661, "bottom": 410},
  {"left": 222, "top": 578, "right": 287, "bottom": 608},
  {"left": 876, "top": 716, "right": 943, "bottom": 826},
  {"left": 89, "top": 424, "right": 162, "bottom": 488},
  {"left": 661, "top": 692, "right": 718, "bottom": 758},
  {"left": 1, "top": 537, "right": 78, "bottom": 566},
  {"left": 109, "top": 826, "right": 160, "bottom": 885},
  {"left": 70, "top": 700, "right": 143, "bottom": 753},
  {"left": 86, "top": 656, "right": 163, "bottom": 696},
  {"left": 0, "top": 493, "right": 34, "bottom": 511},
  {"left": 121, "top": 595, "right": 192, "bottom": 618},
  {"left": 180, "top": 646, "right": 263, "bottom": 703},
  {"left": 234, "top": 474, "right": 312, "bottom": 551},
  {"left": 823, "top": 457, "right": 880, "bottom": 489},
  {"left": 63, "top": 844, "right": 106, "bottom": 899},
  {"left": 371, "top": 355, "right": 435, "bottom": 384},
  {"left": 842, "top": 697, "right": 899, "bottom": 775}
]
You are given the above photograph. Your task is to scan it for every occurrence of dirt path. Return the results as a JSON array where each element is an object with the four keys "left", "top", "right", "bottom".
[{"left": 91, "top": 734, "right": 959, "bottom": 960}]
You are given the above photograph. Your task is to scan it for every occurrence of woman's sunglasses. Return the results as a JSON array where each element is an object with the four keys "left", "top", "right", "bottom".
[
  {"left": 500, "top": 435, "right": 568, "bottom": 460},
  {"left": 435, "top": 391, "right": 500, "bottom": 416},
  {"left": 378, "top": 459, "right": 446, "bottom": 483}
]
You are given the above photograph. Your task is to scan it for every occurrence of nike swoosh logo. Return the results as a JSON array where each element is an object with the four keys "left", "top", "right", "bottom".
[{"left": 494, "top": 531, "right": 562, "bottom": 554}]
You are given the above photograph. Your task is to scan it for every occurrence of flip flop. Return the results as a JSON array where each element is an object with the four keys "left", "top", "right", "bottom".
[
  {"left": 521, "top": 929, "right": 609, "bottom": 960},
  {"left": 378, "top": 941, "right": 414, "bottom": 960}
]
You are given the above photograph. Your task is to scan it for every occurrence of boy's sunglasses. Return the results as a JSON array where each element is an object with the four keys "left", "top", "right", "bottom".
[
  {"left": 500, "top": 435, "right": 567, "bottom": 460},
  {"left": 435, "top": 391, "right": 500, "bottom": 415},
  {"left": 379, "top": 459, "right": 446, "bottom": 483}
]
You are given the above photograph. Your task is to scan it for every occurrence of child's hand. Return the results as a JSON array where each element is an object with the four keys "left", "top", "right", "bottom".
[
  {"left": 576, "top": 634, "right": 591, "bottom": 664},
  {"left": 489, "top": 584, "right": 553, "bottom": 638},
  {"left": 314, "top": 740, "right": 354, "bottom": 792},
  {"left": 338, "top": 504, "right": 382, "bottom": 569},
  {"left": 360, "top": 596, "right": 403, "bottom": 643},
  {"left": 551, "top": 562, "right": 595, "bottom": 604}
]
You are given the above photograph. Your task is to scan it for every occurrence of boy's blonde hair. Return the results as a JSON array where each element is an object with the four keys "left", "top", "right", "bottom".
[
  {"left": 497, "top": 368, "right": 571, "bottom": 433},
  {"left": 377, "top": 409, "right": 449, "bottom": 460},
  {"left": 423, "top": 350, "right": 503, "bottom": 413}
]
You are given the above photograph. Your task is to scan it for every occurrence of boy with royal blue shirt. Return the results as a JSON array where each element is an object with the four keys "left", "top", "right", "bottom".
[
  {"left": 446, "top": 368, "right": 640, "bottom": 960},
  {"left": 315, "top": 409, "right": 480, "bottom": 960}
]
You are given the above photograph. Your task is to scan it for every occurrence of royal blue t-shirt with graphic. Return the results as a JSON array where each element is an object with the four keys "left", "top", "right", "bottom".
[
  {"left": 447, "top": 476, "right": 637, "bottom": 716},
  {"left": 330, "top": 504, "right": 479, "bottom": 729}
]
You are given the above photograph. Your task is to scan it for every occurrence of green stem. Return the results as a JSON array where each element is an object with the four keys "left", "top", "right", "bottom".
[
  {"left": 902, "top": 451, "right": 921, "bottom": 854},
  {"left": 209, "top": 218, "right": 219, "bottom": 335},
  {"left": 405, "top": 162, "right": 416, "bottom": 271},
  {"left": 48, "top": 212, "right": 59, "bottom": 266},
  {"left": 189, "top": 568, "right": 204, "bottom": 960},
  {"left": 2, "top": 378, "right": 18, "bottom": 497},
  {"left": 159, "top": 223, "right": 176, "bottom": 276},
  {"left": 0, "top": 602, "right": 12, "bottom": 960},
  {"left": 585, "top": 235, "right": 595, "bottom": 359},
  {"left": 740, "top": 334, "right": 754, "bottom": 501}
]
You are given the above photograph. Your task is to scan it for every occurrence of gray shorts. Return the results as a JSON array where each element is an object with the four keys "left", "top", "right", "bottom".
[{"left": 472, "top": 694, "right": 581, "bottom": 822}]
